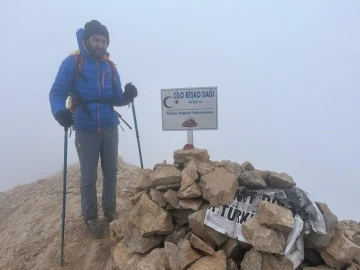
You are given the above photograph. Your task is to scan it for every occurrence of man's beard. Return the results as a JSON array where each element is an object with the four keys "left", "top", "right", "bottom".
[{"left": 86, "top": 44, "right": 106, "bottom": 60}]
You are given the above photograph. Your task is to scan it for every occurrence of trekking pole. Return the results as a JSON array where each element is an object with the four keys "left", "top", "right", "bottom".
[
  {"left": 131, "top": 101, "right": 144, "bottom": 169},
  {"left": 60, "top": 126, "right": 68, "bottom": 266}
]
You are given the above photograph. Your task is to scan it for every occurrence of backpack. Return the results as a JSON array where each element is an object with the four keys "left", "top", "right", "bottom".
[{"left": 66, "top": 50, "right": 132, "bottom": 131}]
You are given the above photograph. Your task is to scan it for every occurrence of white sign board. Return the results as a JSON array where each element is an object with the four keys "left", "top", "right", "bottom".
[{"left": 161, "top": 87, "right": 218, "bottom": 131}]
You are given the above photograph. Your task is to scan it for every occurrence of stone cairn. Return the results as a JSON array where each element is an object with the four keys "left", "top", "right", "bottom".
[{"left": 109, "top": 148, "right": 360, "bottom": 270}]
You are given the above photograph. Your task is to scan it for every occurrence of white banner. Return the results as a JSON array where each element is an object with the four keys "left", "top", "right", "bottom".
[
  {"left": 204, "top": 187, "right": 289, "bottom": 243},
  {"left": 203, "top": 186, "right": 326, "bottom": 269},
  {"left": 204, "top": 186, "right": 326, "bottom": 242}
]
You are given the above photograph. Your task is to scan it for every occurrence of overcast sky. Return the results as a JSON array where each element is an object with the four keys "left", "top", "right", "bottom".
[{"left": 1, "top": 0, "right": 359, "bottom": 221}]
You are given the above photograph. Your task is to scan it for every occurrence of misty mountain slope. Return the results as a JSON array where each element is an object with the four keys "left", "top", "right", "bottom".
[{"left": 0, "top": 158, "right": 142, "bottom": 270}]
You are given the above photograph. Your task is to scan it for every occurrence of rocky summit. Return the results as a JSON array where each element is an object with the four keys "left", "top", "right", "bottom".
[
  {"left": 109, "top": 148, "right": 360, "bottom": 270},
  {"left": 1, "top": 148, "right": 359, "bottom": 270}
]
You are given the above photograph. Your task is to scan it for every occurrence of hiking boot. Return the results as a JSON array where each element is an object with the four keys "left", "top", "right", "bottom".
[
  {"left": 84, "top": 218, "right": 103, "bottom": 239},
  {"left": 104, "top": 210, "right": 119, "bottom": 222}
]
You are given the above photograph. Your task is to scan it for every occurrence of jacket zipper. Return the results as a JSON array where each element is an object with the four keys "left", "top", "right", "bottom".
[
  {"left": 96, "top": 62, "right": 101, "bottom": 133},
  {"left": 102, "top": 71, "right": 105, "bottom": 87}
]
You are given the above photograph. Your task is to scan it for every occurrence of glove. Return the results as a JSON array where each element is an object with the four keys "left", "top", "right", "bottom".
[
  {"left": 124, "top": 82, "right": 138, "bottom": 102},
  {"left": 55, "top": 109, "right": 74, "bottom": 127}
]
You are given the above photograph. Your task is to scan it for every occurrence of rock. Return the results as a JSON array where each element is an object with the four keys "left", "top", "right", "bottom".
[
  {"left": 218, "top": 160, "right": 232, "bottom": 167},
  {"left": 190, "top": 233, "right": 216, "bottom": 255},
  {"left": 152, "top": 160, "right": 169, "bottom": 170},
  {"left": 136, "top": 248, "right": 169, "bottom": 270},
  {"left": 170, "top": 209, "right": 189, "bottom": 226},
  {"left": 220, "top": 237, "right": 245, "bottom": 261},
  {"left": 242, "top": 216, "right": 286, "bottom": 254},
  {"left": 188, "top": 209, "right": 228, "bottom": 247},
  {"left": 320, "top": 250, "right": 346, "bottom": 270},
  {"left": 261, "top": 253, "right": 293, "bottom": 270},
  {"left": 199, "top": 167, "right": 238, "bottom": 206},
  {"left": 339, "top": 220, "right": 360, "bottom": 229},
  {"left": 184, "top": 230, "right": 193, "bottom": 241},
  {"left": 208, "top": 160, "right": 219, "bottom": 167},
  {"left": 258, "top": 201, "right": 294, "bottom": 232},
  {"left": 195, "top": 160, "right": 216, "bottom": 176},
  {"left": 259, "top": 170, "right": 271, "bottom": 185},
  {"left": 306, "top": 202, "right": 338, "bottom": 249},
  {"left": 150, "top": 166, "right": 181, "bottom": 188},
  {"left": 241, "top": 216, "right": 261, "bottom": 242},
  {"left": 177, "top": 183, "right": 202, "bottom": 199},
  {"left": 165, "top": 225, "right": 187, "bottom": 245},
  {"left": 109, "top": 215, "right": 128, "bottom": 244},
  {"left": 325, "top": 226, "right": 360, "bottom": 263},
  {"left": 155, "top": 183, "right": 181, "bottom": 192},
  {"left": 174, "top": 148, "right": 210, "bottom": 164},
  {"left": 135, "top": 169, "right": 152, "bottom": 192},
  {"left": 223, "top": 162, "right": 243, "bottom": 178},
  {"left": 164, "top": 239, "right": 202, "bottom": 270},
  {"left": 268, "top": 171, "right": 296, "bottom": 188},
  {"left": 240, "top": 248, "right": 262, "bottom": 270},
  {"left": 130, "top": 191, "right": 146, "bottom": 206},
  {"left": 345, "top": 229, "right": 360, "bottom": 246},
  {"left": 163, "top": 189, "right": 181, "bottom": 209},
  {"left": 123, "top": 221, "right": 162, "bottom": 253},
  {"left": 178, "top": 159, "right": 198, "bottom": 192},
  {"left": 129, "top": 193, "right": 174, "bottom": 236},
  {"left": 187, "top": 250, "right": 227, "bottom": 270},
  {"left": 347, "top": 263, "right": 360, "bottom": 270},
  {"left": 338, "top": 220, "right": 360, "bottom": 246},
  {"left": 149, "top": 189, "right": 167, "bottom": 208},
  {"left": 179, "top": 199, "right": 202, "bottom": 211},
  {"left": 113, "top": 242, "right": 145, "bottom": 270},
  {"left": 241, "top": 161, "right": 255, "bottom": 171},
  {"left": 163, "top": 242, "right": 181, "bottom": 270},
  {"left": 238, "top": 170, "right": 267, "bottom": 188},
  {"left": 200, "top": 201, "right": 211, "bottom": 210},
  {"left": 226, "top": 259, "right": 239, "bottom": 270}
]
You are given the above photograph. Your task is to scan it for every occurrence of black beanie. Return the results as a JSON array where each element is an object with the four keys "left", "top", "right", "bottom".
[{"left": 83, "top": 20, "right": 110, "bottom": 44}]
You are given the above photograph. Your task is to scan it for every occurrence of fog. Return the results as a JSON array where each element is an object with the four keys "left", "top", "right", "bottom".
[{"left": 1, "top": 0, "right": 359, "bottom": 221}]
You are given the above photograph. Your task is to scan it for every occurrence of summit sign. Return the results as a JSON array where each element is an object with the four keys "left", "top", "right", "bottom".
[{"left": 161, "top": 87, "right": 218, "bottom": 131}]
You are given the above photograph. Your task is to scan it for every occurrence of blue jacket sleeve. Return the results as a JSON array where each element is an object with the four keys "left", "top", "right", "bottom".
[
  {"left": 111, "top": 67, "right": 130, "bottom": 107},
  {"left": 49, "top": 55, "right": 75, "bottom": 117}
]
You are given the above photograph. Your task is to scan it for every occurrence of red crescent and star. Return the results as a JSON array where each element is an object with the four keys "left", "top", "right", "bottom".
[{"left": 163, "top": 96, "right": 179, "bottom": 108}]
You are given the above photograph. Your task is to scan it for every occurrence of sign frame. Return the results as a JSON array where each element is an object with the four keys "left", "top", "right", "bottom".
[{"left": 160, "top": 86, "right": 218, "bottom": 132}]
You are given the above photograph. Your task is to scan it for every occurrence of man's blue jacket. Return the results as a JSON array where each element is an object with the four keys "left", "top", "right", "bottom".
[{"left": 49, "top": 28, "right": 130, "bottom": 132}]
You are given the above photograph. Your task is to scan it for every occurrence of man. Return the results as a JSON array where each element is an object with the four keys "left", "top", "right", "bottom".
[{"left": 49, "top": 20, "right": 138, "bottom": 238}]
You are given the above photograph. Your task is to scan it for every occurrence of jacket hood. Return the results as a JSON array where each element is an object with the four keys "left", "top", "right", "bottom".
[
  {"left": 76, "top": 28, "right": 111, "bottom": 60},
  {"left": 76, "top": 28, "right": 90, "bottom": 57}
]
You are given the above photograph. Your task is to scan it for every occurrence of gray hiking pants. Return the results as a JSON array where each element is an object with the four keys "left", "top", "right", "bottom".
[{"left": 75, "top": 126, "right": 119, "bottom": 220}]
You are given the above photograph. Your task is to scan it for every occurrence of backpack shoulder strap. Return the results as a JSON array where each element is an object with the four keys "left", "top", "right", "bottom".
[
  {"left": 107, "top": 59, "right": 117, "bottom": 86},
  {"left": 72, "top": 54, "right": 84, "bottom": 89}
]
